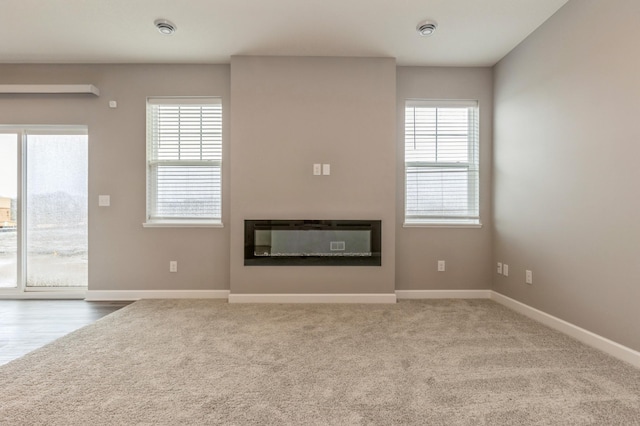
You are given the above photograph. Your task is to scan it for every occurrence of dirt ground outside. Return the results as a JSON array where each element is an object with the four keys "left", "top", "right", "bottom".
[{"left": 0, "top": 226, "right": 87, "bottom": 288}]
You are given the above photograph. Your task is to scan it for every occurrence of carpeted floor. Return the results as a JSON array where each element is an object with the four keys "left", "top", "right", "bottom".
[{"left": 0, "top": 299, "right": 639, "bottom": 425}]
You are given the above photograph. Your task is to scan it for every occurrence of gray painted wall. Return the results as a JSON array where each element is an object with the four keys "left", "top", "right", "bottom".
[
  {"left": 396, "top": 67, "right": 493, "bottom": 291},
  {"left": 493, "top": 0, "right": 640, "bottom": 351},
  {"left": 229, "top": 56, "right": 397, "bottom": 294},
  {"left": 0, "top": 61, "right": 494, "bottom": 296},
  {"left": 0, "top": 64, "right": 231, "bottom": 291}
]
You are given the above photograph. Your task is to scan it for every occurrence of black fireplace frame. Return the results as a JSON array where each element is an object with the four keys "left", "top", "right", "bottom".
[{"left": 244, "top": 219, "right": 382, "bottom": 266}]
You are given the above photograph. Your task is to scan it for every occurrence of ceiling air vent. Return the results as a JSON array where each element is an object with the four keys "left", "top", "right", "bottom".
[
  {"left": 154, "top": 19, "right": 177, "bottom": 35},
  {"left": 416, "top": 20, "right": 438, "bottom": 37}
]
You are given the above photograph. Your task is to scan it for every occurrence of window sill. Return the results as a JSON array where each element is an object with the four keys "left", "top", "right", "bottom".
[
  {"left": 403, "top": 222, "right": 482, "bottom": 229},
  {"left": 143, "top": 221, "right": 224, "bottom": 228}
]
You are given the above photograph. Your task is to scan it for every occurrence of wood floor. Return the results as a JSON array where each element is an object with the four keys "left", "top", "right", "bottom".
[{"left": 0, "top": 300, "right": 131, "bottom": 366}]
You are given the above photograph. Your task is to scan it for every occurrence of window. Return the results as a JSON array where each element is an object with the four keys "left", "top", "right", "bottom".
[
  {"left": 404, "top": 100, "right": 479, "bottom": 226},
  {"left": 145, "top": 97, "right": 222, "bottom": 227}
]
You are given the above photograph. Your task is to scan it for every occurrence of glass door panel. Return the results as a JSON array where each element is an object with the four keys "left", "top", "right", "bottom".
[
  {"left": 25, "top": 133, "right": 88, "bottom": 288},
  {"left": 0, "top": 134, "right": 18, "bottom": 288}
]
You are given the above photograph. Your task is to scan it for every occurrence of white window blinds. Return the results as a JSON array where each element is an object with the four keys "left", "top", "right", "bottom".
[
  {"left": 404, "top": 100, "right": 479, "bottom": 225},
  {"left": 146, "top": 97, "right": 222, "bottom": 224}
]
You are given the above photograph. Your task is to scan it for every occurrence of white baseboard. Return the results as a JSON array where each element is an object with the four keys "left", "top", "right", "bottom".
[
  {"left": 491, "top": 291, "right": 640, "bottom": 369},
  {"left": 395, "top": 289, "right": 492, "bottom": 299},
  {"left": 0, "top": 291, "right": 86, "bottom": 300},
  {"left": 84, "top": 290, "right": 230, "bottom": 301},
  {"left": 228, "top": 293, "right": 397, "bottom": 304}
]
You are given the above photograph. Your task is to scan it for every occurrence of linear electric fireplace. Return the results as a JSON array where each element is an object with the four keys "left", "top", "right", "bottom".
[{"left": 244, "top": 220, "right": 381, "bottom": 266}]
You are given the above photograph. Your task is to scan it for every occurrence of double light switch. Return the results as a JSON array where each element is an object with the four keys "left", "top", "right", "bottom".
[{"left": 313, "top": 163, "right": 331, "bottom": 176}]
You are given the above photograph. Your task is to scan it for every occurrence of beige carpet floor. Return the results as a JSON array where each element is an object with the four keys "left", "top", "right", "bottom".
[{"left": 0, "top": 299, "right": 639, "bottom": 425}]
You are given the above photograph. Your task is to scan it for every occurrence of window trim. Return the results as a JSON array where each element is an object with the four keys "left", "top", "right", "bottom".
[
  {"left": 144, "top": 97, "right": 223, "bottom": 228},
  {"left": 142, "top": 221, "right": 224, "bottom": 229},
  {"left": 403, "top": 99, "right": 480, "bottom": 227}
]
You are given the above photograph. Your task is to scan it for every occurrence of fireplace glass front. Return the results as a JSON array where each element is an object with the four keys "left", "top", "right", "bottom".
[{"left": 245, "top": 220, "right": 381, "bottom": 266}]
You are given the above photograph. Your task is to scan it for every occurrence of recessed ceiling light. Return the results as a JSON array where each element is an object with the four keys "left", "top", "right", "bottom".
[
  {"left": 416, "top": 20, "right": 438, "bottom": 37},
  {"left": 154, "top": 19, "right": 177, "bottom": 35}
]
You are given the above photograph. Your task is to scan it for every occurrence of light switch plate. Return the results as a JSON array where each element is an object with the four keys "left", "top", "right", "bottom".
[
  {"left": 322, "top": 164, "right": 331, "bottom": 175},
  {"left": 98, "top": 195, "right": 110, "bottom": 207}
]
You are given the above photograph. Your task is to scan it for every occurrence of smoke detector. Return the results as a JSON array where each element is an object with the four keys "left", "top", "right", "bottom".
[
  {"left": 154, "top": 19, "right": 177, "bottom": 35},
  {"left": 416, "top": 20, "right": 438, "bottom": 37}
]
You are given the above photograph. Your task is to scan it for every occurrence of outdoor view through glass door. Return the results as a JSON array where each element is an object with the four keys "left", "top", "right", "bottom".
[
  {"left": 0, "top": 134, "right": 18, "bottom": 288},
  {"left": 0, "top": 129, "right": 88, "bottom": 291}
]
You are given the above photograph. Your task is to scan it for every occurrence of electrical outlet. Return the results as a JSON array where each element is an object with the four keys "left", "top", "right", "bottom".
[
  {"left": 169, "top": 261, "right": 178, "bottom": 273},
  {"left": 525, "top": 270, "right": 533, "bottom": 285},
  {"left": 437, "top": 260, "right": 445, "bottom": 272},
  {"left": 503, "top": 264, "right": 509, "bottom": 277},
  {"left": 313, "top": 164, "right": 321, "bottom": 175},
  {"left": 497, "top": 262, "right": 502, "bottom": 274}
]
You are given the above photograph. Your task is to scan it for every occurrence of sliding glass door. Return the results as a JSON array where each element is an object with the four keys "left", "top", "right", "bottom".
[
  {"left": 0, "top": 134, "right": 18, "bottom": 288},
  {"left": 25, "top": 132, "right": 88, "bottom": 288},
  {"left": 0, "top": 128, "right": 88, "bottom": 292}
]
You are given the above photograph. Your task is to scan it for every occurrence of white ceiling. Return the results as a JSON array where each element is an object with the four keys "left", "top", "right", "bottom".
[{"left": 0, "top": 0, "right": 569, "bottom": 66}]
